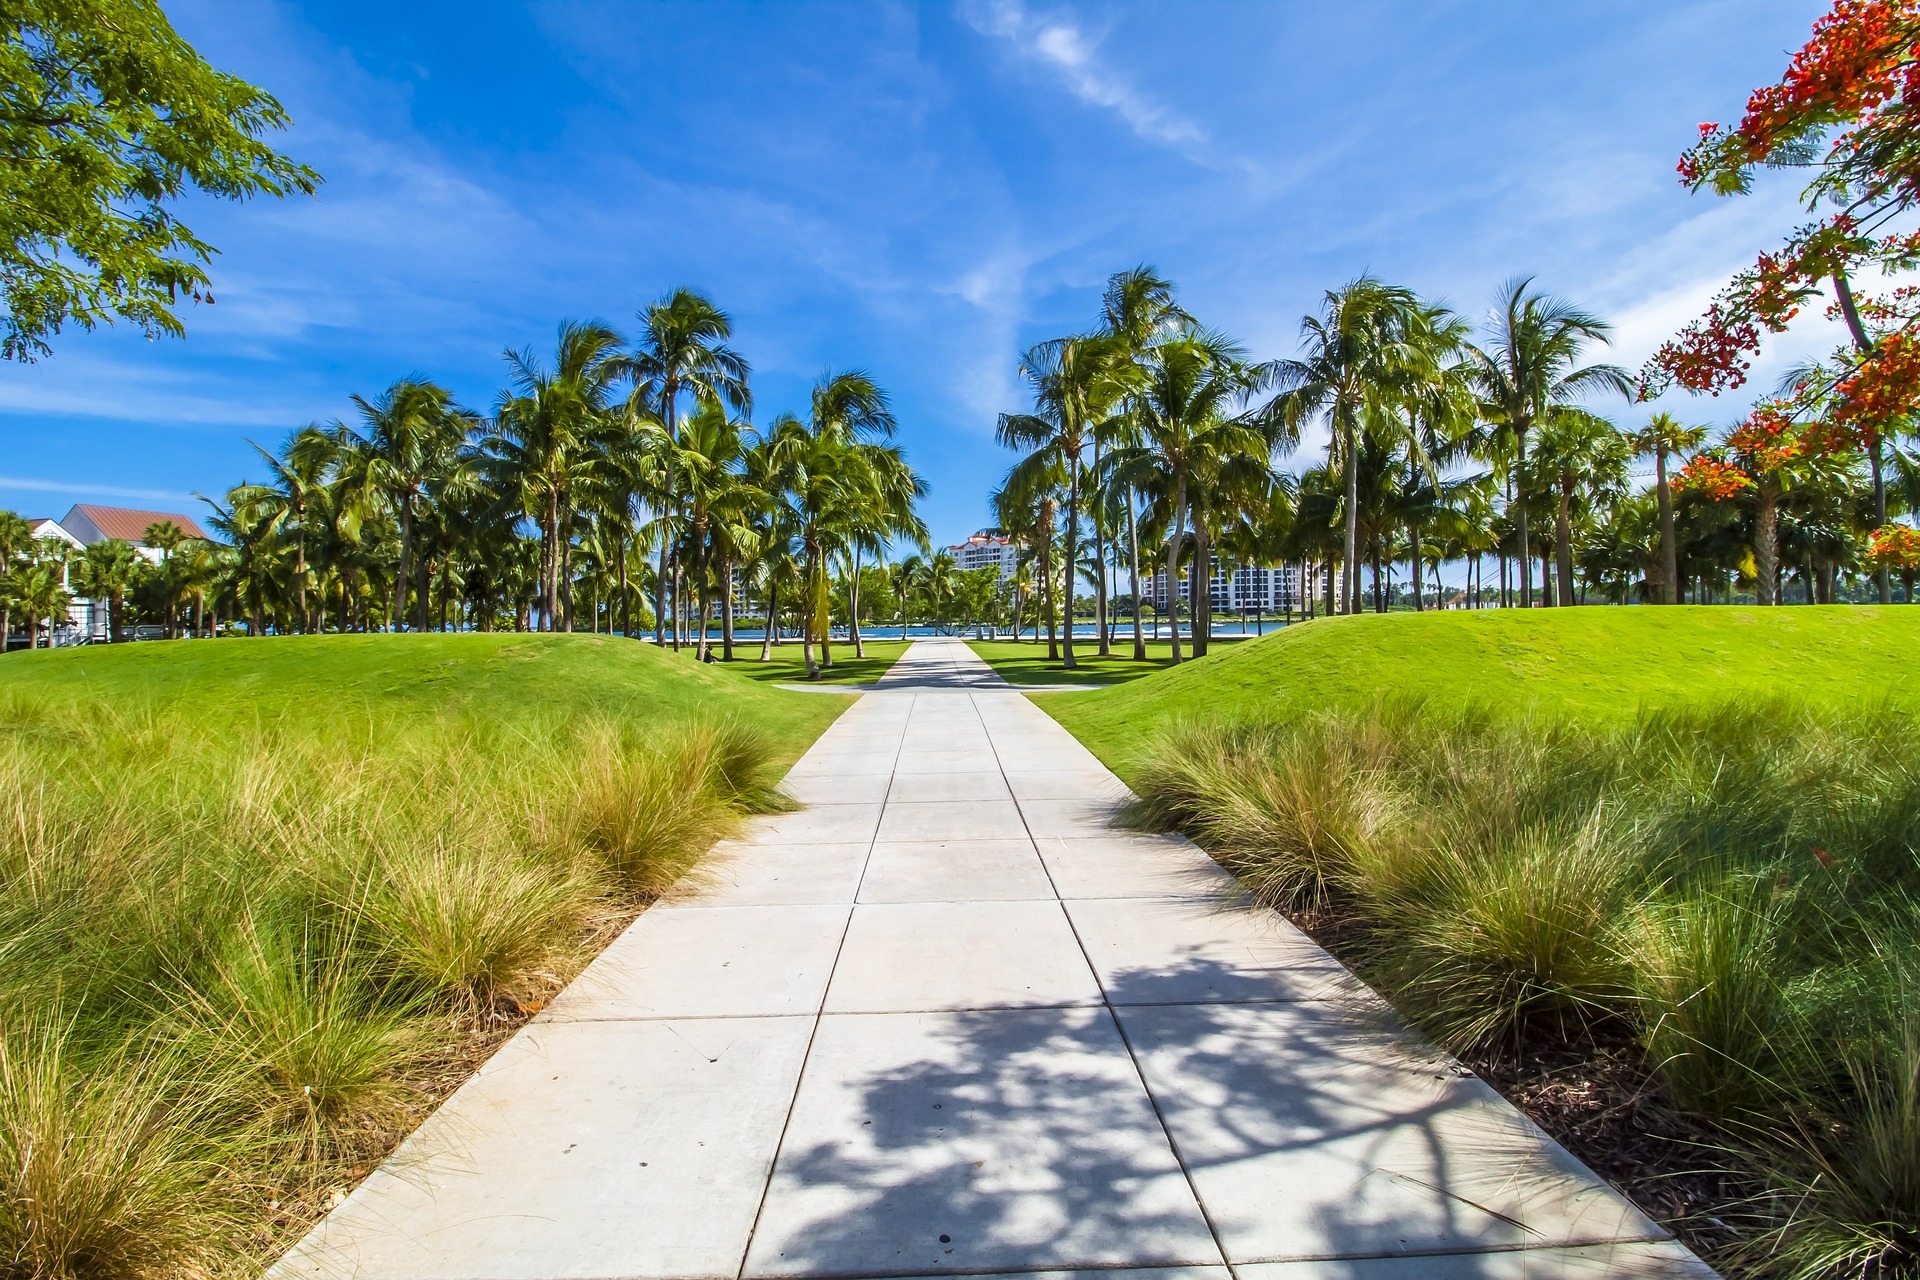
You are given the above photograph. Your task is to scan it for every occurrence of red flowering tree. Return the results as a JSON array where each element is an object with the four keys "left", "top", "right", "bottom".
[
  {"left": 1673, "top": 400, "right": 1856, "bottom": 603},
  {"left": 1647, "top": 0, "right": 1920, "bottom": 602},
  {"left": 1868, "top": 521, "right": 1920, "bottom": 597}
]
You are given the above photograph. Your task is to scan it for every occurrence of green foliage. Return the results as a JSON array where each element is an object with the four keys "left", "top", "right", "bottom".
[
  {"left": 1124, "top": 697, "right": 1920, "bottom": 1278},
  {"left": 1045, "top": 608, "right": 1920, "bottom": 762},
  {"left": 0, "top": 633, "right": 840, "bottom": 1274},
  {"left": 0, "top": 0, "right": 319, "bottom": 360}
]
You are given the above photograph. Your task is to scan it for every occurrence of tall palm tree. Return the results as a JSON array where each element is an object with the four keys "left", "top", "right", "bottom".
[
  {"left": 997, "top": 331, "right": 1127, "bottom": 669},
  {"left": 1533, "top": 408, "right": 1630, "bottom": 605},
  {"left": 245, "top": 424, "right": 336, "bottom": 631},
  {"left": 623, "top": 289, "right": 751, "bottom": 647},
  {"left": 0, "top": 509, "right": 36, "bottom": 647},
  {"left": 1102, "top": 267, "right": 1189, "bottom": 658},
  {"left": 1108, "top": 329, "right": 1265, "bottom": 662},
  {"left": 1631, "top": 412, "right": 1709, "bottom": 604},
  {"left": 1256, "top": 277, "right": 1421, "bottom": 614},
  {"left": 74, "top": 539, "right": 140, "bottom": 640},
  {"left": 338, "top": 379, "right": 469, "bottom": 631},
  {"left": 482, "top": 323, "right": 624, "bottom": 631},
  {"left": 1468, "top": 278, "right": 1631, "bottom": 608}
]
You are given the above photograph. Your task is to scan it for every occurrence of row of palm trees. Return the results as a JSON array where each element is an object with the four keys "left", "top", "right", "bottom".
[
  {"left": 990, "top": 269, "right": 1917, "bottom": 664},
  {"left": 63, "top": 290, "right": 929, "bottom": 672}
]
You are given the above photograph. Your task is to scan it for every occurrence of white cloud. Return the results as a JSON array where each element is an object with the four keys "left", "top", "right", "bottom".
[
  {"left": 961, "top": 0, "right": 1206, "bottom": 150},
  {"left": 0, "top": 475, "right": 191, "bottom": 502}
]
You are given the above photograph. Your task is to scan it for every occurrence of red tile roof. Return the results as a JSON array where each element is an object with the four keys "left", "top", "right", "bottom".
[{"left": 65, "top": 504, "right": 208, "bottom": 543}]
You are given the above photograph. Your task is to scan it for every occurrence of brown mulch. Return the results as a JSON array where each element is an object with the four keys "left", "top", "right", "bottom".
[{"left": 1281, "top": 902, "right": 1765, "bottom": 1274}]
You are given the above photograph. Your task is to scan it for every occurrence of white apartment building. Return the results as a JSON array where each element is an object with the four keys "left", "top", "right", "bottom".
[
  {"left": 947, "top": 530, "right": 1018, "bottom": 582},
  {"left": 1147, "top": 559, "right": 1302, "bottom": 614}
]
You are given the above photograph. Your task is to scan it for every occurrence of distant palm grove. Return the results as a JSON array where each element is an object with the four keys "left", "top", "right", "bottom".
[{"left": 6, "top": 270, "right": 1920, "bottom": 667}]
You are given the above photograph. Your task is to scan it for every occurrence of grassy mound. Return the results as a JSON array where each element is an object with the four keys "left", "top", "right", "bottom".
[
  {"left": 0, "top": 634, "right": 846, "bottom": 1277},
  {"left": 1045, "top": 607, "right": 1920, "bottom": 774},
  {"left": 0, "top": 631, "right": 843, "bottom": 761}
]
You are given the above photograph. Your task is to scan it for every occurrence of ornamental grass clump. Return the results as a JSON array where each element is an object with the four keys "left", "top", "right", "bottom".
[
  {"left": 0, "top": 688, "right": 776, "bottom": 1277},
  {"left": 1131, "top": 698, "right": 1920, "bottom": 1278}
]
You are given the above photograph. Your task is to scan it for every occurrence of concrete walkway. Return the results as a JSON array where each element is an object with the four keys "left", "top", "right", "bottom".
[{"left": 276, "top": 639, "right": 1714, "bottom": 1280}]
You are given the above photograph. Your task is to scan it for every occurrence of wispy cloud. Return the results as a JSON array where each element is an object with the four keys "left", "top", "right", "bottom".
[
  {"left": 961, "top": 0, "right": 1205, "bottom": 149},
  {"left": 0, "top": 476, "right": 192, "bottom": 502}
]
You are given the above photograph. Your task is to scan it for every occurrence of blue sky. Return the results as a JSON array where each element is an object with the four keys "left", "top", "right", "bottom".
[{"left": 0, "top": 0, "right": 1834, "bottom": 544}]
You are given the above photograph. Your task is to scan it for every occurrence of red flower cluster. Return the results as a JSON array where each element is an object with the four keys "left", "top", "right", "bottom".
[
  {"left": 1868, "top": 522, "right": 1920, "bottom": 567},
  {"left": 1673, "top": 454, "right": 1754, "bottom": 500},
  {"left": 1679, "top": 0, "right": 1920, "bottom": 187},
  {"left": 1739, "top": 0, "right": 1920, "bottom": 151},
  {"left": 1833, "top": 329, "right": 1920, "bottom": 442}
]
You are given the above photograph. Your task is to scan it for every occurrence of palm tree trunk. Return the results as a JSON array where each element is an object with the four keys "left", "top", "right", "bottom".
[
  {"left": 1092, "top": 441, "right": 1110, "bottom": 657},
  {"left": 1166, "top": 474, "right": 1188, "bottom": 663},
  {"left": 1754, "top": 486, "right": 1779, "bottom": 606},
  {"left": 850, "top": 548, "right": 865, "bottom": 659},
  {"left": 619, "top": 534, "right": 632, "bottom": 637},
  {"left": 1342, "top": 414, "right": 1360, "bottom": 614},
  {"left": 1410, "top": 521, "right": 1423, "bottom": 610},
  {"left": 1062, "top": 456, "right": 1080, "bottom": 669},
  {"left": 1513, "top": 427, "right": 1532, "bottom": 608},
  {"left": 721, "top": 556, "right": 736, "bottom": 660},
  {"left": 393, "top": 496, "right": 414, "bottom": 632},
  {"left": 1191, "top": 515, "right": 1211, "bottom": 658},
  {"left": 1656, "top": 447, "right": 1678, "bottom": 605},
  {"left": 814, "top": 554, "right": 834, "bottom": 671},
  {"left": 1126, "top": 486, "right": 1146, "bottom": 661},
  {"left": 1555, "top": 482, "right": 1576, "bottom": 607},
  {"left": 761, "top": 578, "right": 778, "bottom": 660}
]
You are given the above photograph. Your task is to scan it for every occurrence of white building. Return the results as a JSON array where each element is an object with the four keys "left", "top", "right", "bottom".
[
  {"left": 1148, "top": 559, "right": 1302, "bottom": 614},
  {"left": 9, "top": 504, "right": 209, "bottom": 646},
  {"left": 947, "top": 530, "right": 1018, "bottom": 582}
]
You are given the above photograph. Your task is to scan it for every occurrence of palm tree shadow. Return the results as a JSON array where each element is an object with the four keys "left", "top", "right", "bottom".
[{"left": 743, "top": 959, "right": 1672, "bottom": 1278}]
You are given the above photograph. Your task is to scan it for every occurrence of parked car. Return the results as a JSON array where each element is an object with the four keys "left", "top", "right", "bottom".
[{"left": 130, "top": 625, "right": 166, "bottom": 641}]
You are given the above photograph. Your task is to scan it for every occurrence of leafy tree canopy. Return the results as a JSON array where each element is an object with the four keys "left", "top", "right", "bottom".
[{"left": 0, "top": 0, "right": 319, "bottom": 360}]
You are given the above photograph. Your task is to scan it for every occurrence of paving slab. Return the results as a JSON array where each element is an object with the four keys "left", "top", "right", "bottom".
[
  {"left": 1235, "top": 1241, "right": 1717, "bottom": 1278},
  {"left": 1036, "top": 831, "right": 1243, "bottom": 899},
  {"left": 276, "top": 638, "right": 1713, "bottom": 1280},
  {"left": 665, "top": 840, "right": 870, "bottom": 908},
  {"left": 272, "top": 1016, "right": 815, "bottom": 1280},
  {"left": 542, "top": 903, "right": 850, "bottom": 1020},
  {"left": 825, "top": 901, "right": 1103, "bottom": 1011},
  {"left": 876, "top": 798, "right": 1031, "bottom": 841},
  {"left": 858, "top": 838, "right": 1054, "bottom": 903},
  {"left": 1065, "top": 895, "right": 1363, "bottom": 1004},
  {"left": 741, "top": 1007, "right": 1224, "bottom": 1276},
  {"left": 1114, "top": 999, "right": 1662, "bottom": 1263}
]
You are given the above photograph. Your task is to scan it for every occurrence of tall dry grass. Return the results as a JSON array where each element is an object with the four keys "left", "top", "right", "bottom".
[
  {"left": 1130, "top": 699, "right": 1920, "bottom": 1280},
  {"left": 0, "top": 693, "right": 776, "bottom": 1279}
]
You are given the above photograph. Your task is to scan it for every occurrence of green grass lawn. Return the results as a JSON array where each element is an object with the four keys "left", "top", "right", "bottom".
[
  {"left": 714, "top": 636, "right": 911, "bottom": 687},
  {"left": 967, "top": 634, "right": 1256, "bottom": 686},
  {"left": 0, "top": 631, "right": 855, "bottom": 1275},
  {"left": 1041, "top": 606, "right": 1920, "bottom": 777},
  {"left": 0, "top": 631, "right": 849, "bottom": 763}
]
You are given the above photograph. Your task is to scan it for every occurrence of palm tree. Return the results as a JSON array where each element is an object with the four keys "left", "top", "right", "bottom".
[
  {"left": 997, "top": 332, "right": 1127, "bottom": 669},
  {"left": 483, "top": 323, "right": 624, "bottom": 631},
  {"left": 1109, "top": 328, "right": 1265, "bottom": 662},
  {"left": 74, "top": 539, "right": 141, "bottom": 640},
  {"left": 1255, "top": 278, "right": 1423, "bottom": 614},
  {"left": 1469, "top": 278, "right": 1631, "bottom": 608},
  {"left": 13, "top": 563, "right": 69, "bottom": 649},
  {"left": 337, "top": 379, "right": 469, "bottom": 631},
  {"left": 245, "top": 424, "right": 336, "bottom": 631},
  {"left": 0, "top": 509, "right": 36, "bottom": 647},
  {"left": 1533, "top": 408, "right": 1630, "bottom": 605},
  {"left": 623, "top": 289, "right": 751, "bottom": 647},
  {"left": 1631, "top": 412, "right": 1709, "bottom": 604},
  {"left": 1100, "top": 266, "right": 1189, "bottom": 659}
]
